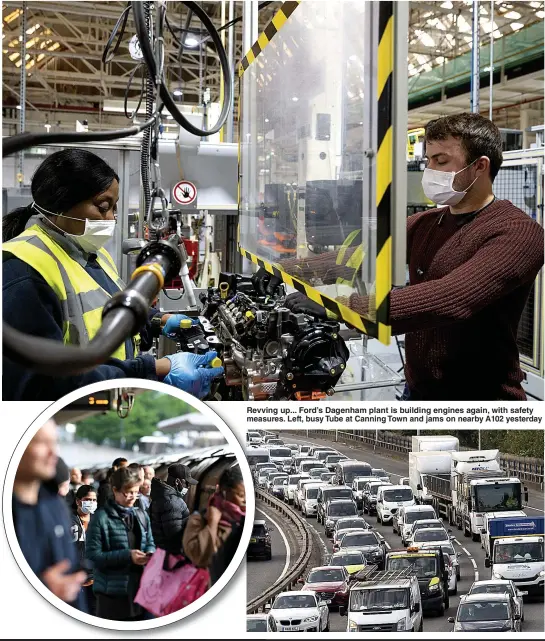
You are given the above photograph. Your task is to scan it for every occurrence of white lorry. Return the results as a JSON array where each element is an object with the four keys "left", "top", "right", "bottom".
[
  {"left": 409, "top": 452, "right": 452, "bottom": 504},
  {"left": 411, "top": 435, "right": 459, "bottom": 453},
  {"left": 423, "top": 450, "right": 523, "bottom": 541},
  {"left": 482, "top": 516, "right": 544, "bottom": 596}
]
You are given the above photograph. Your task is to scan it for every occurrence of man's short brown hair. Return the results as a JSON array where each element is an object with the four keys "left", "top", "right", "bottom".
[
  {"left": 110, "top": 467, "right": 140, "bottom": 491},
  {"left": 425, "top": 113, "right": 503, "bottom": 182}
]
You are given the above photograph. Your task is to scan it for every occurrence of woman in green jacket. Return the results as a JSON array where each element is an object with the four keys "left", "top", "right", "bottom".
[{"left": 86, "top": 466, "right": 155, "bottom": 621}]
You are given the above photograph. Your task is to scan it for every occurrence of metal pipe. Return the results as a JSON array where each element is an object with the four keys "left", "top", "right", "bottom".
[
  {"left": 489, "top": 0, "right": 494, "bottom": 121},
  {"left": 18, "top": 1, "right": 27, "bottom": 186},
  {"left": 470, "top": 0, "right": 480, "bottom": 113},
  {"left": 225, "top": 0, "right": 235, "bottom": 143}
]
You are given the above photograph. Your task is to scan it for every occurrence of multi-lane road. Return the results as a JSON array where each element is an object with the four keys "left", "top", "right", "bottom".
[{"left": 248, "top": 432, "right": 545, "bottom": 633}]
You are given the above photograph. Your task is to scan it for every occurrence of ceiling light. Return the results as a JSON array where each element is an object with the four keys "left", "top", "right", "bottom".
[
  {"left": 184, "top": 36, "right": 199, "bottom": 48},
  {"left": 165, "top": 114, "right": 173, "bottom": 120},
  {"left": 505, "top": 10, "right": 521, "bottom": 19},
  {"left": 510, "top": 22, "right": 524, "bottom": 30},
  {"left": 537, "top": 10, "right": 545, "bottom": 18},
  {"left": 440, "top": 1, "right": 453, "bottom": 8},
  {"left": 265, "top": 118, "right": 269, "bottom": 123},
  {"left": 173, "top": 88, "right": 183, "bottom": 96},
  {"left": 291, "top": 96, "right": 298, "bottom": 102},
  {"left": 16, "top": 105, "right": 21, "bottom": 110}
]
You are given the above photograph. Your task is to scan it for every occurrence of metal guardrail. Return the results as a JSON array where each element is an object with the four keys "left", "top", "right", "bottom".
[
  {"left": 289, "top": 429, "right": 544, "bottom": 488},
  {"left": 247, "top": 489, "right": 314, "bottom": 614}
]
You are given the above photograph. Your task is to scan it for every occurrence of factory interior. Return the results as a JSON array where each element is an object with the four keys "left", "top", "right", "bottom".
[{"left": 2, "top": 0, "right": 544, "bottom": 402}]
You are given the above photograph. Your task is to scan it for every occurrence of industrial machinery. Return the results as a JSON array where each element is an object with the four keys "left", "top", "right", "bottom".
[{"left": 167, "top": 273, "right": 349, "bottom": 400}]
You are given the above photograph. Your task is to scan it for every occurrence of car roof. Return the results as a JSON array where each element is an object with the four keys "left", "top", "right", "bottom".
[
  {"left": 309, "top": 565, "right": 344, "bottom": 572},
  {"left": 328, "top": 498, "right": 355, "bottom": 504},
  {"left": 253, "top": 520, "right": 266, "bottom": 525},
  {"left": 414, "top": 519, "right": 442, "bottom": 524},
  {"left": 414, "top": 528, "right": 448, "bottom": 535},
  {"left": 277, "top": 590, "right": 315, "bottom": 597},
  {"left": 461, "top": 593, "right": 511, "bottom": 603},
  {"left": 471, "top": 580, "right": 512, "bottom": 587},
  {"left": 405, "top": 505, "right": 435, "bottom": 511}
]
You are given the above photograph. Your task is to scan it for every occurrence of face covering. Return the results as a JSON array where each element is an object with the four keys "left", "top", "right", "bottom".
[
  {"left": 32, "top": 202, "right": 116, "bottom": 253},
  {"left": 421, "top": 159, "right": 480, "bottom": 206},
  {"left": 80, "top": 500, "right": 97, "bottom": 515}
]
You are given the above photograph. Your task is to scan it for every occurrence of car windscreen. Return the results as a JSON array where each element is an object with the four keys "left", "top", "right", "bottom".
[
  {"left": 247, "top": 454, "right": 269, "bottom": 465},
  {"left": 414, "top": 521, "right": 442, "bottom": 531},
  {"left": 247, "top": 619, "right": 267, "bottom": 632},
  {"left": 493, "top": 541, "right": 544, "bottom": 564},
  {"left": 316, "top": 451, "right": 334, "bottom": 460},
  {"left": 336, "top": 519, "right": 368, "bottom": 531},
  {"left": 310, "top": 468, "right": 328, "bottom": 476},
  {"left": 267, "top": 473, "right": 284, "bottom": 481},
  {"left": 350, "top": 588, "right": 409, "bottom": 612},
  {"left": 470, "top": 584, "right": 512, "bottom": 597},
  {"left": 414, "top": 529, "right": 447, "bottom": 542},
  {"left": 342, "top": 533, "right": 378, "bottom": 547},
  {"left": 457, "top": 602, "right": 510, "bottom": 622},
  {"left": 344, "top": 466, "right": 372, "bottom": 483},
  {"left": 307, "top": 568, "right": 344, "bottom": 583},
  {"left": 273, "top": 594, "right": 316, "bottom": 609},
  {"left": 273, "top": 476, "right": 288, "bottom": 485},
  {"left": 369, "top": 485, "right": 382, "bottom": 495},
  {"left": 383, "top": 488, "right": 413, "bottom": 502},
  {"left": 321, "top": 474, "right": 335, "bottom": 481},
  {"left": 372, "top": 469, "right": 387, "bottom": 477},
  {"left": 289, "top": 475, "right": 303, "bottom": 485},
  {"left": 331, "top": 552, "right": 365, "bottom": 566},
  {"left": 301, "top": 462, "right": 322, "bottom": 471},
  {"left": 405, "top": 510, "right": 435, "bottom": 524},
  {"left": 327, "top": 456, "right": 343, "bottom": 463},
  {"left": 306, "top": 488, "right": 320, "bottom": 499},
  {"left": 440, "top": 544, "right": 456, "bottom": 556},
  {"left": 328, "top": 502, "right": 357, "bottom": 517},
  {"left": 386, "top": 555, "right": 437, "bottom": 578},
  {"left": 325, "top": 489, "right": 353, "bottom": 501},
  {"left": 270, "top": 448, "right": 291, "bottom": 457},
  {"left": 252, "top": 524, "right": 266, "bottom": 536}
]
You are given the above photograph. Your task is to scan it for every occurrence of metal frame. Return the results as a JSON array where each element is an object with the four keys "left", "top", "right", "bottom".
[{"left": 236, "top": 1, "right": 397, "bottom": 345}]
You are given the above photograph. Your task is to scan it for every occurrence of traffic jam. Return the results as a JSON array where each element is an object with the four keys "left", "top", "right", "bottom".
[{"left": 246, "top": 431, "right": 544, "bottom": 633}]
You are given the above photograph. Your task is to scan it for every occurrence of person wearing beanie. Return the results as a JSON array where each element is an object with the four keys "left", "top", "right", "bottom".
[{"left": 149, "top": 463, "right": 197, "bottom": 555}]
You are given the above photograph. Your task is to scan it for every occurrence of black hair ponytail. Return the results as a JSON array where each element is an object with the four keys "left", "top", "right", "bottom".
[
  {"left": 2, "top": 148, "right": 119, "bottom": 243},
  {"left": 2, "top": 205, "right": 35, "bottom": 242}
]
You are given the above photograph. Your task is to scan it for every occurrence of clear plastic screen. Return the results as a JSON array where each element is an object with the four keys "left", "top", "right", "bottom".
[{"left": 239, "top": 1, "right": 378, "bottom": 323}]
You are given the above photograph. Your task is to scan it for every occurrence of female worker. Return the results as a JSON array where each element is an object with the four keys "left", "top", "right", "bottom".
[{"left": 3, "top": 148, "right": 223, "bottom": 401}]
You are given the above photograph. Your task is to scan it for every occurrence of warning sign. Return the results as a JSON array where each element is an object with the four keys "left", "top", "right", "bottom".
[{"left": 173, "top": 180, "right": 197, "bottom": 206}]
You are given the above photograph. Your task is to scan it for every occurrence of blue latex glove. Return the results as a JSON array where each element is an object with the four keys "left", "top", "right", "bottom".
[
  {"left": 163, "top": 351, "right": 224, "bottom": 399},
  {"left": 162, "top": 314, "right": 198, "bottom": 339}
]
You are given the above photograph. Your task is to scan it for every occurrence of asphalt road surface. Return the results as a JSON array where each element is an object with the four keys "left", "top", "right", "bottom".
[{"left": 248, "top": 432, "right": 544, "bottom": 633}]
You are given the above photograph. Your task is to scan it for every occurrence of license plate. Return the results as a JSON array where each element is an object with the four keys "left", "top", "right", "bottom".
[
  {"left": 285, "top": 626, "right": 300, "bottom": 631},
  {"left": 250, "top": 538, "right": 256, "bottom": 543}
]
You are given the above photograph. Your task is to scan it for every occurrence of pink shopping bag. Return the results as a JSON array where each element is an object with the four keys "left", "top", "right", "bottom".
[{"left": 134, "top": 548, "right": 209, "bottom": 617}]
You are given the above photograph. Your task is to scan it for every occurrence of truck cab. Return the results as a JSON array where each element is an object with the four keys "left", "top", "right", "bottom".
[
  {"left": 385, "top": 548, "right": 449, "bottom": 616},
  {"left": 339, "top": 569, "right": 422, "bottom": 632},
  {"left": 485, "top": 534, "right": 544, "bottom": 596}
]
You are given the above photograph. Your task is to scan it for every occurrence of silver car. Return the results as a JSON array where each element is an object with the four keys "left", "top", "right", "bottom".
[{"left": 467, "top": 580, "right": 526, "bottom": 621}]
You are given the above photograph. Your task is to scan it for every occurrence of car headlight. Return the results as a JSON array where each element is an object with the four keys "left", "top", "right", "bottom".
[
  {"left": 493, "top": 571, "right": 503, "bottom": 579},
  {"left": 349, "top": 620, "right": 358, "bottom": 632},
  {"left": 397, "top": 618, "right": 407, "bottom": 631},
  {"left": 303, "top": 615, "right": 319, "bottom": 623},
  {"left": 428, "top": 577, "right": 440, "bottom": 592}
]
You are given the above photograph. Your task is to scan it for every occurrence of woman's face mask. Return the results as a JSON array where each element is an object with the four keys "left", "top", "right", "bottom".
[{"left": 80, "top": 499, "right": 97, "bottom": 515}]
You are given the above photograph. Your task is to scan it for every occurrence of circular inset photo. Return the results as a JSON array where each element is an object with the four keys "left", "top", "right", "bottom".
[{"left": 3, "top": 379, "right": 254, "bottom": 631}]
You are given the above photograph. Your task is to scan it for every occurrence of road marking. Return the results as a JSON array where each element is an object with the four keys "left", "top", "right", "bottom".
[
  {"left": 256, "top": 507, "right": 291, "bottom": 584},
  {"left": 384, "top": 540, "right": 391, "bottom": 549},
  {"left": 526, "top": 505, "right": 545, "bottom": 513},
  {"left": 470, "top": 558, "right": 479, "bottom": 582},
  {"left": 462, "top": 547, "right": 471, "bottom": 556}
]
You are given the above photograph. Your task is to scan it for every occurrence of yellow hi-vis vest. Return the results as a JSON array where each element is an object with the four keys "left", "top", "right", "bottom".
[
  {"left": 335, "top": 229, "right": 364, "bottom": 286},
  {"left": 3, "top": 224, "right": 139, "bottom": 360}
]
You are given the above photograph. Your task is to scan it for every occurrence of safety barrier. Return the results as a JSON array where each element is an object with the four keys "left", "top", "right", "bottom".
[
  {"left": 247, "top": 489, "right": 315, "bottom": 614},
  {"left": 284, "top": 429, "right": 544, "bottom": 488}
]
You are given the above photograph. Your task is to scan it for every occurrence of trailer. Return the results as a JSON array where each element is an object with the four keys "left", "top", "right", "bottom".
[
  {"left": 408, "top": 452, "right": 451, "bottom": 504},
  {"left": 411, "top": 435, "right": 459, "bottom": 453}
]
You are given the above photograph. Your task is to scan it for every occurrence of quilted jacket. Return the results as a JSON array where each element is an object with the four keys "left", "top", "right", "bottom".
[{"left": 149, "top": 478, "right": 190, "bottom": 554}]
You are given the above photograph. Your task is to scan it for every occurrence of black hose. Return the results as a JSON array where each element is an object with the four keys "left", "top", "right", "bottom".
[
  {"left": 141, "top": 1, "right": 154, "bottom": 225},
  {"left": 124, "top": 62, "right": 146, "bottom": 119},
  {"left": 102, "top": 2, "right": 131, "bottom": 65},
  {"left": 132, "top": 0, "right": 232, "bottom": 136}
]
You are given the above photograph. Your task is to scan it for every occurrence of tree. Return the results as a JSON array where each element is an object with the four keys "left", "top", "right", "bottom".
[{"left": 76, "top": 391, "right": 193, "bottom": 447}]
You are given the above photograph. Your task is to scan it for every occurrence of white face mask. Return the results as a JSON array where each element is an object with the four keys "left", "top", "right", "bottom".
[
  {"left": 33, "top": 203, "right": 116, "bottom": 253},
  {"left": 421, "top": 159, "right": 479, "bottom": 206},
  {"left": 80, "top": 500, "right": 97, "bottom": 515}
]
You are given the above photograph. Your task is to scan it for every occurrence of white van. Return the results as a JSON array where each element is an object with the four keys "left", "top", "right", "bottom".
[
  {"left": 301, "top": 482, "right": 324, "bottom": 517},
  {"left": 377, "top": 485, "right": 415, "bottom": 525},
  {"left": 295, "top": 478, "right": 320, "bottom": 510},
  {"left": 340, "top": 571, "right": 423, "bottom": 632}
]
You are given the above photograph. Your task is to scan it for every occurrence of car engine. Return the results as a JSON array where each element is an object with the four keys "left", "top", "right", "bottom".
[{"left": 170, "top": 273, "right": 349, "bottom": 400}]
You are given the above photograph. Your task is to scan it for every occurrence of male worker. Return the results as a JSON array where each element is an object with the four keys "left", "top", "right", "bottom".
[
  {"left": 13, "top": 420, "right": 87, "bottom": 610},
  {"left": 254, "top": 113, "right": 544, "bottom": 401},
  {"left": 69, "top": 467, "right": 82, "bottom": 493}
]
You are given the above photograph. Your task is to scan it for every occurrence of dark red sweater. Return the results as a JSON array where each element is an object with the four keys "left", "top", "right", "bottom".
[{"left": 385, "top": 199, "right": 543, "bottom": 400}]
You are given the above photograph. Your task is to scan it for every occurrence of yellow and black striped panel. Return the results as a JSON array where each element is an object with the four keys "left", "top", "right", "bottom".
[
  {"left": 238, "top": 1, "right": 300, "bottom": 77},
  {"left": 238, "top": 247, "right": 372, "bottom": 335},
  {"left": 375, "top": 1, "right": 394, "bottom": 345}
]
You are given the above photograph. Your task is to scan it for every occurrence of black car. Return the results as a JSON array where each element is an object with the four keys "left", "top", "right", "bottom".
[
  {"left": 317, "top": 486, "right": 354, "bottom": 524},
  {"left": 448, "top": 594, "right": 522, "bottom": 632},
  {"left": 323, "top": 500, "right": 359, "bottom": 537},
  {"left": 248, "top": 520, "right": 272, "bottom": 560}
]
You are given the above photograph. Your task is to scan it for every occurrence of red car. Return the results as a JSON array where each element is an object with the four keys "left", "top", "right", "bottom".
[{"left": 300, "top": 566, "right": 350, "bottom": 608}]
